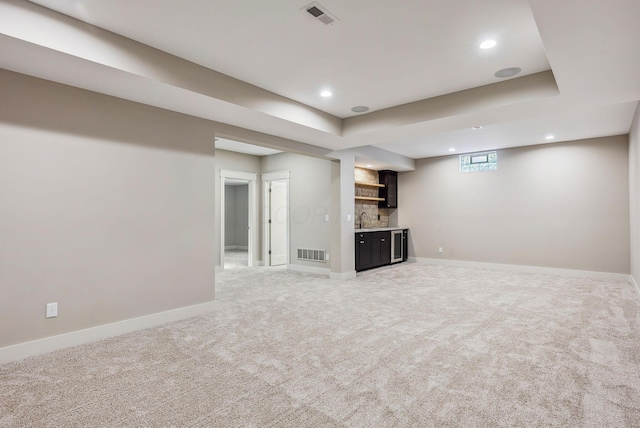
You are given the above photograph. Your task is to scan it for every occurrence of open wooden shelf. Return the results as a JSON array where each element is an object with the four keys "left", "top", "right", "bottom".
[
  {"left": 355, "top": 196, "right": 385, "bottom": 202},
  {"left": 355, "top": 181, "right": 385, "bottom": 188}
]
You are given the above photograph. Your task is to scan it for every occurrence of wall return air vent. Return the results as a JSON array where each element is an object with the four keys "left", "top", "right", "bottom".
[
  {"left": 304, "top": 2, "right": 338, "bottom": 25},
  {"left": 297, "top": 248, "right": 326, "bottom": 262}
]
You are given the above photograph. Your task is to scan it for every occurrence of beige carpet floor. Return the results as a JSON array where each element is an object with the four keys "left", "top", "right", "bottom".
[
  {"left": 2, "top": 263, "right": 640, "bottom": 427},
  {"left": 224, "top": 249, "right": 248, "bottom": 270}
]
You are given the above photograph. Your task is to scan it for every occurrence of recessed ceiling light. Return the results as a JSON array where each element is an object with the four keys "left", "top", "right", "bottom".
[
  {"left": 472, "top": 125, "right": 483, "bottom": 130},
  {"left": 366, "top": 164, "right": 373, "bottom": 168},
  {"left": 351, "top": 106, "right": 370, "bottom": 113},
  {"left": 320, "top": 90, "right": 333, "bottom": 97},
  {"left": 449, "top": 148, "right": 456, "bottom": 152},
  {"left": 480, "top": 39, "right": 497, "bottom": 49},
  {"left": 494, "top": 67, "right": 522, "bottom": 78},
  {"left": 545, "top": 135, "right": 555, "bottom": 140}
]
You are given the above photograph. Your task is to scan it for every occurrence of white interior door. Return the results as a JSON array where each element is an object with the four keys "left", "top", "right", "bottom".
[{"left": 269, "top": 180, "right": 288, "bottom": 266}]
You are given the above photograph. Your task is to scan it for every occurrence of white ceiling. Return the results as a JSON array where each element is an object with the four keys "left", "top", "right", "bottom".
[
  {"left": 4, "top": 0, "right": 640, "bottom": 165},
  {"left": 377, "top": 101, "right": 639, "bottom": 159},
  {"left": 25, "top": 0, "right": 550, "bottom": 119}
]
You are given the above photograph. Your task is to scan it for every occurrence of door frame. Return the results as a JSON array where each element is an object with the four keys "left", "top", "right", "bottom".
[
  {"left": 261, "top": 171, "right": 290, "bottom": 267},
  {"left": 220, "top": 169, "right": 257, "bottom": 269}
]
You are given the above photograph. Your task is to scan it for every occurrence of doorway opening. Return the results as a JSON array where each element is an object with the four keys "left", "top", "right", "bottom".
[
  {"left": 220, "top": 169, "right": 257, "bottom": 270},
  {"left": 224, "top": 180, "right": 249, "bottom": 269}
]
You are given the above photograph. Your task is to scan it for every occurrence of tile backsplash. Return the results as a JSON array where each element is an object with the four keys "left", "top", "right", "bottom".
[{"left": 355, "top": 167, "right": 392, "bottom": 229}]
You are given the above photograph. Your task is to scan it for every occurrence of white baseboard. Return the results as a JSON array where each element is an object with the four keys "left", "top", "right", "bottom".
[
  {"left": 330, "top": 270, "right": 357, "bottom": 280},
  {"left": 0, "top": 301, "right": 216, "bottom": 365},
  {"left": 287, "top": 263, "right": 331, "bottom": 276},
  {"left": 631, "top": 275, "right": 640, "bottom": 297},
  {"left": 410, "top": 257, "right": 631, "bottom": 282},
  {"left": 288, "top": 264, "right": 357, "bottom": 281},
  {"left": 225, "top": 246, "right": 248, "bottom": 251}
]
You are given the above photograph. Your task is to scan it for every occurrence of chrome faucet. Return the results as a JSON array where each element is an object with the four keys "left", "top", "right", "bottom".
[{"left": 359, "top": 212, "right": 369, "bottom": 229}]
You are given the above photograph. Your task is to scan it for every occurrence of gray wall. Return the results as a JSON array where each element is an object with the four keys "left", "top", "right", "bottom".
[
  {"left": 225, "top": 186, "right": 235, "bottom": 247},
  {"left": 398, "top": 136, "right": 630, "bottom": 273},
  {"left": 0, "top": 69, "right": 338, "bottom": 350},
  {"left": 224, "top": 184, "right": 249, "bottom": 248},
  {"left": 261, "top": 152, "right": 333, "bottom": 270},
  {"left": 0, "top": 69, "right": 216, "bottom": 348},
  {"left": 630, "top": 104, "right": 640, "bottom": 283}
]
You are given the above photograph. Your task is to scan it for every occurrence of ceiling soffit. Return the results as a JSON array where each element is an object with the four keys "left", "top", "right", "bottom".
[
  {"left": 25, "top": 0, "right": 552, "bottom": 119},
  {"left": 0, "top": 0, "right": 560, "bottom": 142},
  {"left": 2, "top": 0, "right": 639, "bottom": 162},
  {"left": 343, "top": 71, "right": 559, "bottom": 136}
]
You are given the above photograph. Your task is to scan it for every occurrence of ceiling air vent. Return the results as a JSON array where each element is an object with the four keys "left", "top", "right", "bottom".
[{"left": 304, "top": 2, "right": 338, "bottom": 25}]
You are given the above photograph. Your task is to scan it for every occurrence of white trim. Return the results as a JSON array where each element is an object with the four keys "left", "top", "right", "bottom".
[
  {"left": 288, "top": 263, "right": 330, "bottom": 276},
  {"left": 215, "top": 265, "right": 223, "bottom": 273},
  {"left": 330, "top": 270, "right": 357, "bottom": 280},
  {"left": 410, "top": 257, "right": 631, "bottom": 281},
  {"left": 631, "top": 275, "right": 640, "bottom": 297},
  {"left": 220, "top": 169, "right": 257, "bottom": 181},
  {"left": 262, "top": 171, "right": 290, "bottom": 181},
  {"left": 0, "top": 301, "right": 216, "bottom": 365},
  {"left": 220, "top": 170, "right": 257, "bottom": 269},
  {"left": 262, "top": 171, "right": 290, "bottom": 267}
]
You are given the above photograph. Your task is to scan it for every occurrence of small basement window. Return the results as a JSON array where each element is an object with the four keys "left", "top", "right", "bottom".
[{"left": 460, "top": 151, "right": 497, "bottom": 173}]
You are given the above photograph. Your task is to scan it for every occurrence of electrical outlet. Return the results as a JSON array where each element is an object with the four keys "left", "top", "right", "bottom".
[
  {"left": 326, "top": 253, "right": 330, "bottom": 261},
  {"left": 325, "top": 214, "right": 330, "bottom": 222},
  {"left": 438, "top": 247, "right": 443, "bottom": 254},
  {"left": 46, "top": 302, "right": 58, "bottom": 318}
]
